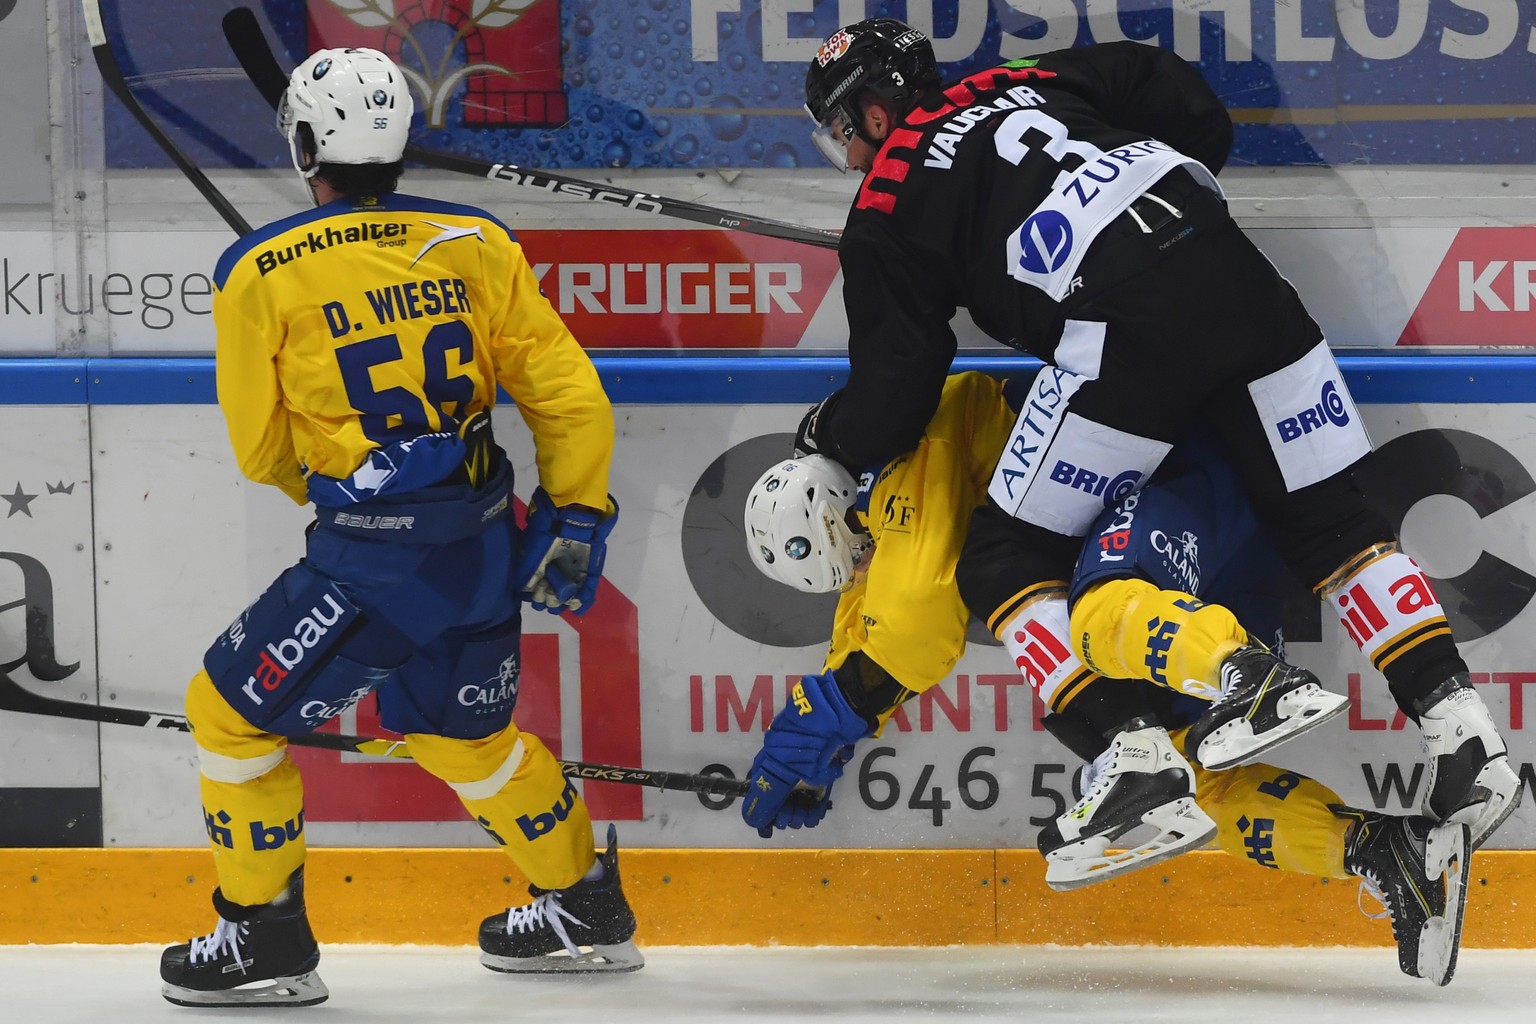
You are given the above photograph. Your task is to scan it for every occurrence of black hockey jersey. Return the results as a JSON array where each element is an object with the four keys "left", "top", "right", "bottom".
[{"left": 821, "top": 41, "right": 1234, "bottom": 469}]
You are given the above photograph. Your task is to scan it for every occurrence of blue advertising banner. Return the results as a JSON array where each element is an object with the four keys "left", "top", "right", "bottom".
[{"left": 104, "top": 1, "right": 1536, "bottom": 170}]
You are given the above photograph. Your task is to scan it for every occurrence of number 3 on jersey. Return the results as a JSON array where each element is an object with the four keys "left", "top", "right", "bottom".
[{"left": 994, "top": 110, "right": 1103, "bottom": 281}]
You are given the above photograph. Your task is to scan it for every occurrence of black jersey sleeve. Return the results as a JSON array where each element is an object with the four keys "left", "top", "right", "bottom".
[
  {"left": 820, "top": 219, "right": 958, "bottom": 468},
  {"left": 832, "top": 650, "right": 917, "bottom": 723},
  {"left": 1044, "top": 41, "right": 1234, "bottom": 175}
]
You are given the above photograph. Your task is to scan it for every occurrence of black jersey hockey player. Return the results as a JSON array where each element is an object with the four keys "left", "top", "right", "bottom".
[{"left": 795, "top": 19, "right": 1519, "bottom": 857}]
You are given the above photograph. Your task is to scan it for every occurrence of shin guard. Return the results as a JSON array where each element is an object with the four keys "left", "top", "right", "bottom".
[
  {"left": 996, "top": 586, "right": 1098, "bottom": 713},
  {"left": 1317, "top": 544, "right": 1463, "bottom": 710}
]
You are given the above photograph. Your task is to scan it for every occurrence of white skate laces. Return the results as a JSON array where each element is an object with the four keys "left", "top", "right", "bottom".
[
  {"left": 1074, "top": 746, "right": 1116, "bottom": 807},
  {"left": 188, "top": 918, "right": 248, "bottom": 972},
  {"left": 504, "top": 891, "right": 588, "bottom": 959},
  {"left": 1355, "top": 872, "right": 1393, "bottom": 923}
]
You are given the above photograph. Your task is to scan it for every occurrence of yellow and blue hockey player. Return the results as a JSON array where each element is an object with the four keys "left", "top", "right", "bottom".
[
  {"left": 160, "top": 48, "right": 639, "bottom": 1008},
  {"left": 742, "top": 370, "right": 1473, "bottom": 985}
]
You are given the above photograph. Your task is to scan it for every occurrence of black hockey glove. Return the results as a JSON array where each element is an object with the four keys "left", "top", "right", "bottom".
[{"left": 793, "top": 391, "right": 841, "bottom": 459}]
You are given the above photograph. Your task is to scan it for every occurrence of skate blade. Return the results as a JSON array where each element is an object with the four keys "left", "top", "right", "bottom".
[
  {"left": 161, "top": 970, "right": 330, "bottom": 1007},
  {"left": 481, "top": 940, "right": 645, "bottom": 974},
  {"left": 1417, "top": 822, "right": 1471, "bottom": 987},
  {"left": 1045, "top": 798, "right": 1216, "bottom": 892},
  {"left": 1197, "top": 688, "right": 1348, "bottom": 771}
]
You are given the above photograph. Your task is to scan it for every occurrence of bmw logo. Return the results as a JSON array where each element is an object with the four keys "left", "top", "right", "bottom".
[
  {"left": 765, "top": 478, "right": 780, "bottom": 492},
  {"left": 785, "top": 537, "right": 811, "bottom": 560},
  {"left": 373, "top": 89, "right": 389, "bottom": 106},
  {"left": 759, "top": 545, "right": 775, "bottom": 564},
  {"left": 312, "top": 58, "right": 332, "bottom": 80}
]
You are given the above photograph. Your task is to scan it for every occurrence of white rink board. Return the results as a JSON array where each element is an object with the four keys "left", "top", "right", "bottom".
[
  {"left": 9, "top": 400, "right": 1516, "bottom": 850},
  {"left": 0, "top": 407, "right": 100, "bottom": 790}
]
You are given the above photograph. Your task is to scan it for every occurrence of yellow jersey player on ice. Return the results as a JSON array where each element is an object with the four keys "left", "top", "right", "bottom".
[
  {"left": 742, "top": 371, "right": 1472, "bottom": 985},
  {"left": 159, "top": 48, "right": 640, "bottom": 1008}
]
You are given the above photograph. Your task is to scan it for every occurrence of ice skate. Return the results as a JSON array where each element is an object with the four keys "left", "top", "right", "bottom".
[
  {"left": 1416, "top": 675, "right": 1522, "bottom": 849},
  {"left": 160, "top": 868, "right": 328, "bottom": 1007},
  {"left": 1337, "top": 806, "right": 1470, "bottom": 986},
  {"left": 1185, "top": 642, "right": 1348, "bottom": 770},
  {"left": 480, "top": 824, "right": 643, "bottom": 973},
  {"left": 1037, "top": 720, "right": 1216, "bottom": 891}
]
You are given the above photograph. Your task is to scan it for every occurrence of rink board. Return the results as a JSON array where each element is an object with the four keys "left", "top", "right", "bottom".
[
  {"left": 3, "top": 847, "right": 1536, "bottom": 949},
  {"left": 1, "top": 355, "right": 1535, "bottom": 945}
]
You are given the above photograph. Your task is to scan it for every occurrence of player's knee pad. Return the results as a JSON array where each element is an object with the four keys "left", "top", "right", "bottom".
[
  {"left": 995, "top": 588, "right": 1098, "bottom": 713},
  {"left": 1316, "top": 543, "right": 1460, "bottom": 697},
  {"left": 1072, "top": 577, "right": 1245, "bottom": 698},
  {"left": 201, "top": 565, "right": 394, "bottom": 736},
  {"left": 186, "top": 669, "right": 287, "bottom": 762},
  {"left": 1190, "top": 755, "right": 1350, "bottom": 878}
]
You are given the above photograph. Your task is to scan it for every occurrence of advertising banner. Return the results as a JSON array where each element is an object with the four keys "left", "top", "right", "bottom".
[
  {"left": 7, "top": 222, "right": 1534, "bottom": 352},
  {"left": 101, "top": 1, "right": 1536, "bottom": 171},
  {"left": 65, "top": 399, "right": 1536, "bottom": 851}
]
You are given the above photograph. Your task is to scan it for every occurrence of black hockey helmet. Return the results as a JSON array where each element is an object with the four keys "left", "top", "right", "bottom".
[{"left": 804, "top": 18, "right": 940, "bottom": 169}]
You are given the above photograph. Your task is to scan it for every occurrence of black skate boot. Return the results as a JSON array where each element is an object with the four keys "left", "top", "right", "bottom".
[
  {"left": 1037, "top": 719, "right": 1216, "bottom": 891},
  {"left": 160, "top": 868, "right": 328, "bottom": 1007},
  {"left": 480, "top": 824, "right": 643, "bottom": 973},
  {"left": 1184, "top": 641, "right": 1348, "bottom": 770},
  {"left": 1336, "top": 806, "right": 1470, "bottom": 986},
  {"left": 1415, "top": 675, "right": 1522, "bottom": 849}
]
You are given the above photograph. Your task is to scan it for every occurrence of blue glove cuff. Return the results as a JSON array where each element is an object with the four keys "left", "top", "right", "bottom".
[
  {"left": 785, "top": 671, "right": 875, "bottom": 749},
  {"left": 525, "top": 488, "right": 619, "bottom": 542}
]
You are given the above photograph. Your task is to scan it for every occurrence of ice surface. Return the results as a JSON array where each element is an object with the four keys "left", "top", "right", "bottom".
[{"left": 4, "top": 944, "right": 1532, "bottom": 1023}]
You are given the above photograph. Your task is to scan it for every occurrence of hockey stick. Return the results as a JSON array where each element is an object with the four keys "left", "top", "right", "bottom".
[
  {"left": 220, "top": 6, "right": 841, "bottom": 250},
  {"left": 0, "top": 667, "right": 750, "bottom": 798},
  {"left": 82, "top": 0, "right": 252, "bottom": 236}
]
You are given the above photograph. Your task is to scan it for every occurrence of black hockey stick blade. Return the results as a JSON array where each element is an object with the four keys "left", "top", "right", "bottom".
[
  {"left": 82, "top": 0, "right": 253, "bottom": 236},
  {"left": 0, "top": 666, "right": 749, "bottom": 796},
  {"left": 220, "top": 5, "right": 840, "bottom": 250},
  {"left": 221, "top": 6, "right": 288, "bottom": 109}
]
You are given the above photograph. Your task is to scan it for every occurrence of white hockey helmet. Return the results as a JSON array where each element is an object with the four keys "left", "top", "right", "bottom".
[
  {"left": 744, "top": 455, "right": 872, "bottom": 594},
  {"left": 279, "top": 47, "right": 414, "bottom": 180}
]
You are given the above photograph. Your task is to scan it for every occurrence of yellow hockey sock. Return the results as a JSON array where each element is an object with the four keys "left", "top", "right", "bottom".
[
  {"left": 409, "top": 725, "right": 597, "bottom": 891},
  {"left": 185, "top": 670, "right": 306, "bottom": 907},
  {"left": 1193, "top": 758, "right": 1351, "bottom": 878},
  {"left": 1072, "top": 578, "right": 1246, "bottom": 698}
]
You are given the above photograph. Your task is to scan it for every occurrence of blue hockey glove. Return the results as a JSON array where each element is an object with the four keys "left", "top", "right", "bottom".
[
  {"left": 514, "top": 488, "right": 618, "bottom": 616},
  {"left": 742, "top": 671, "right": 875, "bottom": 839}
]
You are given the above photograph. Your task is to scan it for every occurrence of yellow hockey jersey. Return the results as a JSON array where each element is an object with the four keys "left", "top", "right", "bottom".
[
  {"left": 824, "top": 371, "right": 1017, "bottom": 695},
  {"left": 211, "top": 192, "right": 612, "bottom": 508}
]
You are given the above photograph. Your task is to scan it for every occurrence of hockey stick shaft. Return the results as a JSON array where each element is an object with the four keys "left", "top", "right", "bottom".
[
  {"left": 82, "top": 0, "right": 252, "bottom": 236},
  {"left": 221, "top": 6, "right": 840, "bottom": 250},
  {"left": 0, "top": 668, "right": 749, "bottom": 798}
]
